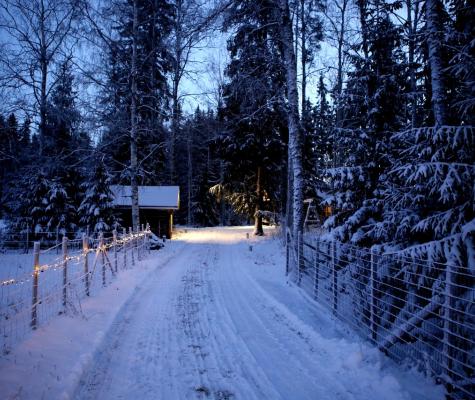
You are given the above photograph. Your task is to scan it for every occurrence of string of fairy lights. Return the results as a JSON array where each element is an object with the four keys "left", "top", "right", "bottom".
[{"left": 0, "top": 231, "right": 150, "bottom": 287}]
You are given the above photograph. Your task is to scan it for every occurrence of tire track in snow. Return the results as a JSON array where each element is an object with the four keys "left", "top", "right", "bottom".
[
  {"left": 214, "top": 244, "right": 350, "bottom": 400},
  {"left": 73, "top": 243, "right": 196, "bottom": 400},
  {"left": 177, "top": 244, "right": 281, "bottom": 400}
]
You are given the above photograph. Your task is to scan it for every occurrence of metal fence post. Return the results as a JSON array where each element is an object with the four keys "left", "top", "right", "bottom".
[
  {"left": 370, "top": 249, "right": 377, "bottom": 341},
  {"left": 332, "top": 240, "right": 338, "bottom": 315},
  {"left": 129, "top": 227, "right": 135, "bottom": 266},
  {"left": 314, "top": 238, "right": 320, "bottom": 300},
  {"left": 100, "top": 233, "right": 106, "bottom": 287},
  {"left": 113, "top": 230, "right": 118, "bottom": 273},
  {"left": 83, "top": 234, "right": 90, "bottom": 296},
  {"left": 62, "top": 236, "right": 68, "bottom": 308},
  {"left": 443, "top": 261, "right": 454, "bottom": 384},
  {"left": 31, "top": 241, "right": 40, "bottom": 329}
]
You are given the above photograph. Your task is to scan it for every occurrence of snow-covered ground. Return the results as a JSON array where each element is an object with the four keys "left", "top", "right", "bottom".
[{"left": 0, "top": 226, "right": 444, "bottom": 400}]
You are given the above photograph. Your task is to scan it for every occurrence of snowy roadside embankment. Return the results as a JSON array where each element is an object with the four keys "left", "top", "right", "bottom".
[{"left": 0, "top": 240, "right": 184, "bottom": 400}]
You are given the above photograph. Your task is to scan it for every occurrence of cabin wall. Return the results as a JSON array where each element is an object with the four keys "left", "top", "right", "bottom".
[{"left": 115, "top": 208, "right": 174, "bottom": 239}]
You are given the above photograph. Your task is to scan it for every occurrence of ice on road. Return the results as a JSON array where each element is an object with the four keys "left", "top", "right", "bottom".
[{"left": 72, "top": 227, "right": 439, "bottom": 400}]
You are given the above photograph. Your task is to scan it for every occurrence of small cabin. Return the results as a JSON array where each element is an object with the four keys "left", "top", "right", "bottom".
[{"left": 111, "top": 185, "right": 180, "bottom": 239}]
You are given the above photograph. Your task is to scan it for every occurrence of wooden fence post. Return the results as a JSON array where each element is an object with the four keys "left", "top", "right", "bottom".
[
  {"left": 123, "top": 227, "right": 127, "bottom": 268},
  {"left": 62, "top": 236, "right": 68, "bottom": 308},
  {"left": 129, "top": 227, "right": 135, "bottom": 266},
  {"left": 31, "top": 242, "right": 40, "bottom": 329},
  {"left": 100, "top": 233, "right": 106, "bottom": 287},
  {"left": 370, "top": 249, "right": 377, "bottom": 341},
  {"left": 332, "top": 240, "right": 338, "bottom": 315},
  {"left": 314, "top": 238, "right": 320, "bottom": 300},
  {"left": 113, "top": 230, "right": 118, "bottom": 273},
  {"left": 83, "top": 234, "right": 90, "bottom": 296}
]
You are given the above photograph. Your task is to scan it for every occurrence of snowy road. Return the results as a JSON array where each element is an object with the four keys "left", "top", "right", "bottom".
[{"left": 72, "top": 227, "right": 439, "bottom": 400}]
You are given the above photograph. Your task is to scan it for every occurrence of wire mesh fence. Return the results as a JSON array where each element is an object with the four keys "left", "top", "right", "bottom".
[
  {"left": 0, "top": 226, "right": 153, "bottom": 353},
  {"left": 286, "top": 229, "right": 474, "bottom": 400}
]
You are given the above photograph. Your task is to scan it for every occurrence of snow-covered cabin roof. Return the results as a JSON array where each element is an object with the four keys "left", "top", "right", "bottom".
[{"left": 111, "top": 186, "right": 180, "bottom": 210}]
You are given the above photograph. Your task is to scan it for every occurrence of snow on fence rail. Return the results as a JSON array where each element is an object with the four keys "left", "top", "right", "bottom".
[
  {"left": 0, "top": 225, "right": 152, "bottom": 353},
  {"left": 286, "top": 229, "right": 475, "bottom": 400}
]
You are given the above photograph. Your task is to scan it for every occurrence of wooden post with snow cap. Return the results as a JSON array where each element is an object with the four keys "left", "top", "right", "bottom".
[
  {"left": 130, "top": 227, "right": 135, "bottom": 266},
  {"left": 31, "top": 241, "right": 40, "bottom": 329},
  {"left": 113, "top": 230, "right": 118, "bottom": 273},
  {"left": 83, "top": 234, "right": 90, "bottom": 296}
]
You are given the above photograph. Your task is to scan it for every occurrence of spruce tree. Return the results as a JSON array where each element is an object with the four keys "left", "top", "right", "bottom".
[
  {"left": 79, "top": 157, "right": 119, "bottom": 232},
  {"left": 220, "top": 0, "right": 287, "bottom": 235},
  {"left": 324, "top": 1, "right": 406, "bottom": 244}
]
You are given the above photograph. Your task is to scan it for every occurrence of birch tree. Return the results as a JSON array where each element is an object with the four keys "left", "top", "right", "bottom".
[
  {"left": 130, "top": 0, "right": 140, "bottom": 230},
  {"left": 278, "top": 0, "right": 305, "bottom": 241},
  {"left": 168, "top": 0, "right": 231, "bottom": 183},
  {"left": 0, "top": 0, "right": 79, "bottom": 151}
]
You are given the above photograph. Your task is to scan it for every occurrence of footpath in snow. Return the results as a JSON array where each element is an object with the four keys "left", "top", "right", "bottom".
[{"left": 0, "top": 226, "right": 444, "bottom": 400}]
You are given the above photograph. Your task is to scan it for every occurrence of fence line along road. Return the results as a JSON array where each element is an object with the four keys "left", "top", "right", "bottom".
[
  {"left": 286, "top": 228, "right": 475, "bottom": 400},
  {"left": 0, "top": 225, "right": 153, "bottom": 353}
]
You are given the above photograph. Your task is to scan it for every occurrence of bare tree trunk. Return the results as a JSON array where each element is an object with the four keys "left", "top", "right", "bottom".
[
  {"left": 187, "top": 125, "right": 192, "bottom": 226},
  {"left": 407, "top": 0, "right": 418, "bottom": 129},
  {"left": 279, "top": 0, "right": 304, "bottom": 242},
  {"left": 130, "top": 0, "right": 140, "bottom": 230},
  {"left": 170, "top": 78, "right": 179, "bottom": 183},
  {"left": 39, "top": 1, "right": 47, "bottom": 154},
  {"left": 425, "top": 0, "right": 448, "bottom": 126},
  {"left": 300, "top": 0, "right": 307, "bottom": 115},
  {"left": 254, "top": 166, "right": 264, "bottom": 236},
  {"left": 356, "top": 0, "right": 369, "bottom": 60},
  {"left": 286, "top": 154, "right": 293, "bottom": 231},
  {"left": 334, "top": 0, "right": 347, "bottom": 129}
]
